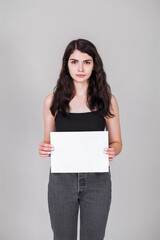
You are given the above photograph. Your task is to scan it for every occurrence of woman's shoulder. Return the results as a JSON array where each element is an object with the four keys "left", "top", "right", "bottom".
[
  {"left": 110, "top": 94, "right": 118, "bottom": 107},
  {"left": 44, "top": 92, "right": 55, "bottom": 107},
  {"left": 104, "top": 94, "right": 119, "bottom": 121},
  {"left": 109, "top": 93, "right": 119, "bottom": 118},
  {"left": 44, "top": 92, "right": 54, "bottom": 104}
]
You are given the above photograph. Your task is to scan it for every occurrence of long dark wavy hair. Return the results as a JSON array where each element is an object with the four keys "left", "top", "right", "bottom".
[{"left": 50, "top": 38, "right": 115, "bottom": 118}]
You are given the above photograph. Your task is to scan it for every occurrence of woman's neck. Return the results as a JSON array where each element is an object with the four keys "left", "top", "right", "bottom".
[{"left": 74, "top": 81, "right": 88, "bottom": 97}]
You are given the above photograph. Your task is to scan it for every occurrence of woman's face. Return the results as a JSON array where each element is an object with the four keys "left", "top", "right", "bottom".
[{"left": 67, "top": 49, "right": 94, "bottom": 84}]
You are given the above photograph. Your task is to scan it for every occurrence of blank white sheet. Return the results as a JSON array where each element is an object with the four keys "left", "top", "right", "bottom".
[{"left": 50, "top": 131, "right": 109, "bottom": 173}]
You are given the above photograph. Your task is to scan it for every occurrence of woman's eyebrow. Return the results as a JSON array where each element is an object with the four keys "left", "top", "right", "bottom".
[{"left": 70, "top": 58, "right": 92, "bottom": 61}]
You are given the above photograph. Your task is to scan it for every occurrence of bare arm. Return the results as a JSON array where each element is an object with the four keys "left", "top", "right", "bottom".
[
  {"left": 43, "top": 92, "right": 56, "bottom": 143},
  {"left": 105, "top": 94, "right": 122, "bottom": 159},
  {"left": 38, "top": 92, "right": 55, "bottom": 157}
]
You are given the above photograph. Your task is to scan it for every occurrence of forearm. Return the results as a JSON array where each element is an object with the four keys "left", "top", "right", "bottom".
[{"left": 109, "top": 142, "right": 122, "bottom": 156}]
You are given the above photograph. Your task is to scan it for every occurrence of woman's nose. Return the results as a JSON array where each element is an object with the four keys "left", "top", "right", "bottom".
[{"left": 78, "top": 63, "right": 84, "bottom": 71}]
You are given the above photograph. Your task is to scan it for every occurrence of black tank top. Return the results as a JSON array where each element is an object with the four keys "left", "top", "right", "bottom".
[{"left": 55, "top": 110, "right": 107, "bottom": 132}]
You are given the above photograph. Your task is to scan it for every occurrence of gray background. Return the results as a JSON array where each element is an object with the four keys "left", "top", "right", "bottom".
[{"left": 1, "top": 0, "right": 160, "bottom": 239}]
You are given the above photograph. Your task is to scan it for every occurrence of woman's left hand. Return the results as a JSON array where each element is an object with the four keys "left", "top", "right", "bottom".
[{"left": 104, "top": 147, "right": 115, "bottom": 161}]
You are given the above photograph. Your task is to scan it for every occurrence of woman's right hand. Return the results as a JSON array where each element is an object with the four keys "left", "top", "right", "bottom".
[{"left": 38, "top": 142, "right": 55, "bottom": 157}]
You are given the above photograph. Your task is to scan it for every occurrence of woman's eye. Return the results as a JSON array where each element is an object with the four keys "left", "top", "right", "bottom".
[{"left": 71, "top": 61, "right": 90, "bottom": 65}]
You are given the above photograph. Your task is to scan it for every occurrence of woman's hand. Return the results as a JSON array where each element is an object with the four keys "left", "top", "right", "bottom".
[
  {"left": 39, "top": 142, "right": 54, "bottom": 157},
  {"left": 104, "top": 147, "right": 115, "bottom": 161}
]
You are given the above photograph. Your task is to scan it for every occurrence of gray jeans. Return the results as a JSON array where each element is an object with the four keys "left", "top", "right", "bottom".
[{"left": 48, "top": 168, "right": 112, "bottom": 240}]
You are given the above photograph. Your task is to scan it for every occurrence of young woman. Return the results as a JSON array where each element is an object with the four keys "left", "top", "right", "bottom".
[{"left": 38, "top": 38, "right": 122, "bottom": 240}]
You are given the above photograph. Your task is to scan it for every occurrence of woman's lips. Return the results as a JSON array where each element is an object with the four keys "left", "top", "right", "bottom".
[{"left": 76, "top": 74, "right": 85, "bottom": 77}]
